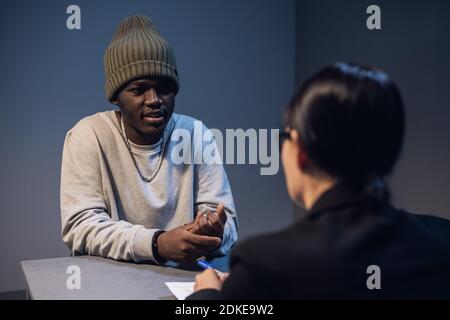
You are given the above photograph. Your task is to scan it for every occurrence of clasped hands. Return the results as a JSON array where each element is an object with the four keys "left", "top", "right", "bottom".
[{"left": 156, "top": 204, "right": 227, "bottom": 263}]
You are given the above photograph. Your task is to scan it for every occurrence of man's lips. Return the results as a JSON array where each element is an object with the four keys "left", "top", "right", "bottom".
[
  {"left": 142, "top": 109, "right": 166, "bottom": 125},
  {"left": 143, "top": 110, "right": 166, "bottom": 118}
]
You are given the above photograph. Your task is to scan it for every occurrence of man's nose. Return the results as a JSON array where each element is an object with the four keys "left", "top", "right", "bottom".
[{"left": 144, "top": 88, "right": 162, "bottom": 107}]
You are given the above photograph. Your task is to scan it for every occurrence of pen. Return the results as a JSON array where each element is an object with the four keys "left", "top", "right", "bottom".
[{"left": 196, "top": 260, "right": 225, "bottom": 277}]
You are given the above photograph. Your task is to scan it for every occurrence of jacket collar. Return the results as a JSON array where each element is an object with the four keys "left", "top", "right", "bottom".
[{"left": 308, "top": 182, "right": 365, "bottom": 218}]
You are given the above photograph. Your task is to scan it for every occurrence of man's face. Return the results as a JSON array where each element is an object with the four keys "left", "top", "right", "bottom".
[{"left": 114, "top": 77, "right": 176, "bottom": 145}]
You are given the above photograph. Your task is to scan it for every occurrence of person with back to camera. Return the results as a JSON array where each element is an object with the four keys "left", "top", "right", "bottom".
[{"left": 188, "top": 62, "right": 450, "bottom": 299}]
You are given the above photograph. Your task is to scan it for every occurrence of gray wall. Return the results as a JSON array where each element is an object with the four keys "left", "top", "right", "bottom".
[
  {"left": 295, "top": 0, "right": 450, "bottom": 220},
  {"left": 0, "top": 0, "right": 295, "bottom": 293}
]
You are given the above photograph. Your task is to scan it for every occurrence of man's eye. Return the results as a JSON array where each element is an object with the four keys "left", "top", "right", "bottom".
[{"left": 130, "top": 87, "right": 145, "bottom": 95}]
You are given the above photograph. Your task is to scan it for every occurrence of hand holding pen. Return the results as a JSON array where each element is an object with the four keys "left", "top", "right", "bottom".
[
  {"left": 194, "top": 260, "right": 229, "bottom": 292},
  {"left": 197, "top": 260, "right": 225, "bottom": 277}
]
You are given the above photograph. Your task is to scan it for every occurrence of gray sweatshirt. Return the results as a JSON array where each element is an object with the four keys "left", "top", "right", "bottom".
[{"left": 60, "top": 111, "right": 237, "bottom": 263}]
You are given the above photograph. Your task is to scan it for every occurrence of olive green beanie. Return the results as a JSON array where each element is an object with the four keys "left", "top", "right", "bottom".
[{"left": 104, "top": 15, "right": 179, "bottom": 101}]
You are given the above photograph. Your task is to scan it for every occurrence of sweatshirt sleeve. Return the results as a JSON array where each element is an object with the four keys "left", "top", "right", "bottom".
[
  {"left": 193, "top": 126, "right": 238, "bottom": 256},
  {"left": 60, "top": 124, "right": 159, "bottom": 263}
]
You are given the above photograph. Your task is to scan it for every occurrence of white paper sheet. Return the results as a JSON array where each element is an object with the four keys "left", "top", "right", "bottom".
[{"left": 165, "top": 282, "right": 195, "bottom": 300}]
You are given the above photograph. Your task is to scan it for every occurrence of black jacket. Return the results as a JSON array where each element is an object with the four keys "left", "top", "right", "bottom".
[{"left": 188, "top": 184, "right": 450, "bottom": 299}]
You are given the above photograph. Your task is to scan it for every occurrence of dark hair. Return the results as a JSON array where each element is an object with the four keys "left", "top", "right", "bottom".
[{"left": 284, "top": 62, "right": 405, "bottom": 203}]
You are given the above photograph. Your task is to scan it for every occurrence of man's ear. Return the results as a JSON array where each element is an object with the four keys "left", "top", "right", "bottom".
[{"left": 111, "top": 100, "right": 119, "bottom": 106}]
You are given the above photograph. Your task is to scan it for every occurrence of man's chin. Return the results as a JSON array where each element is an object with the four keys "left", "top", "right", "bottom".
[
  {"left": 139, "top": 114, "right": 171, "bottom": 139},
  {"left": 142, "top": 124, "right": 166, "bottom": 138}
]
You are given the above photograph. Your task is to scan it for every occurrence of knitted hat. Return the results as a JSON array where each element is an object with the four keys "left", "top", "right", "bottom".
[{"left": 104, "top": 15, "right": 179, "bottom": 101}]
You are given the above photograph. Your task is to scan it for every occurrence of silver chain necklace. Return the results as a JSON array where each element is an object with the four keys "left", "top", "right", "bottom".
[{"left": 120, "top": 115, "right": 167, "bottom": 183}]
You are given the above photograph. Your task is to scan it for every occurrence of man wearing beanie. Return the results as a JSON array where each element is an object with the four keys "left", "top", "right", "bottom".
[{"left": 60, "top": 15, "right": 237, "bottom": 264}]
